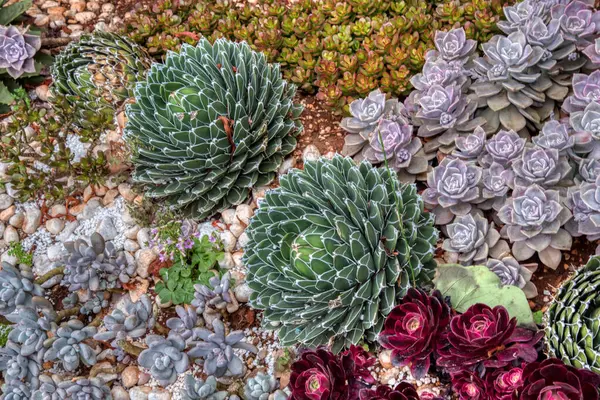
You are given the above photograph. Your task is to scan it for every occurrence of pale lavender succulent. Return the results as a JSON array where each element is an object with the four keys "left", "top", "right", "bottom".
[
  {"left": 453, "top": 127, "right": 486, "bottom": 159},
  {"left": 192, "top": 272, "right": 235, "bottom": 316},
  {"left": 6, "top": 307, "right": 47, "bottom": 359},
  {"left": 498, "top": 0, "right": 551, "bottom": 34},
  {"left": 57, "top": 378, "right": 111, "bottom": 400},
  {"left": 499, "top": 185, "right": 572, "bottom": 268},
  {"left": 341, "top": 89, "right": 406, "bottom": 159},
  {"left": 583, "top": 37, "right": 600, "bottom": 66},
  {"left": 167, "top": 305, "right": 202, "bottom": 344},
  {"left": 0, "top": 263, "right": 43, "bottom": 316},
  {"left": 0, "top": 26, "right": 41, "bottom": 79},
  {"left": 138, "top": 334, "right": 189, "bottom": 386},
  {"left": 566, "top": 182, "right": 600, "bottom": 239},
  {"left": 476, "top": 31, "right": 544, "bottom": 81},
  {"left": 183, "top": 375, "right": 229, "bottom": 400},
  {"left": 563, "top": 72, "right": 600, "bottom": 114},
  {"left": 427, "top": 28, "right": 477, "bottom": 64},
  {"left": 512, "top": 146, "right": 571, "bottom": 187},
  {"left": 423, "top": 157, "right": 482, "bottom": 218},
  {"left": 552, "top": 0, "right": 600, "bottom": 49},
  {"left": 188, "top": 319, "right": 257, "bottom": 378},
  {"left": 578, "top": 157, "right": 600, "bottom": 183},
  {"left": 1, "top": 379, "right": 32, "bottom": 400},
  {"left": 363, "top": 118, "right": 427, "bottom": 178},
  {"left": 43, "top": 319, "right": 98, "bottom": 372},
  {"left": 532, "top": 120, "right": 574, "bottom": 154},
  {"left": 482, "top": 162, "right": 514, "bottom": 202},
  {"left": 523, "top": 17, "right": 563, "bottom": 50},
  {"left": 410, "top": 59, "right": 465, "bottom": 91},
  {"left": 486, "top": 257, "right": 538, "bottom": 299},
  {"left": 570, "top": 101, "right": 600, "bottom": 140},
  {"left": 0, "top": 341, "right": 40, "bottom": 386},
  {"left": 442, "top": 213, "right": 501, "bottom": 265},
  {"left": 32, "top": 374, "right": 66, "bottom": 400},
  {"left": 481, "top": 130, "right": 526, "bottom": 167},
  {"left": 93, "top": 294, "right": 155, "bottom": 345}
]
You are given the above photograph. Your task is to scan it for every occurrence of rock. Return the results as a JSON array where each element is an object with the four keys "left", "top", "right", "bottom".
[
  {"left": 156, "top": 295, "right": 172, "bottom": 308},
  {"left": 122, "top": 208, "right": 135, "bottom": 225},
  {"left": 235, "top": 204, "right": 253, "bottom": 226},
  {"left": 1, "top": 250, "right": 17, "bottom": 265},
  {"left": 122, "top": 366, "right": 139, "bottom": 388},
  {"left": 136, "top": 249, "right": 156, "bottom": 278},
  {"left": 105, "top": 177, "right": 119, "bottom": 189},
  {"left": 136, "top": 228, "right": 151, "bottom": 247},
  {"left": 49, "top": 204, "right": 66, "bottom": 218},
  {"left": 103, "top": 189, "right": 119, "bottom": 206},
  {"left": 0, "top": 194, "right": 13, "bottom": 210},
  {"left": 221, "top": 231, "right": 237, "bottom": 252},
  {"left": 118, "top": 183, "right": 136, "bottom": 202},
  {"left": 75, "top": 11, "right": 96, "bottom": 24},
  {"left": 378, "top": 349, "right": 393, "bottom": 369},
  {"left": 3, "top": 226, "right": 18, "bottom": 243},
  {"left": 0, "top": 206, "right": 15, "bottom": 222},
  {"left": 82, "top": 199, "right": 101, "bottom": 219},
  {"left": 232, "top": 251, "right": 244, "bottom": 269},
  {"left": 137, "top": 372, "right": 151, "bottom": 385},
  {"left": 41, "top": 0, "right": 59, "bottom": 8},
  {"left": 252, "top": 186, "right": 269, "bottom": 202},
  {"left": 229, "top": 223, "right": 245, "bottom": 238},
  {"left": 102, "top": 3, "right": 115, "bottom": 13},
  {"left": 57, "top": 220, "right": 79, "bottom": 242},
  {"left": 234, "top": 282, "right": 251, "bottom": 303},
  {"left": 40, "top": 274, "right": 62, "bottom": 289},
  {"left": 35, "top": 85, "right": 50, "bottom": 102},
  {"left": 124, "top": 239, "right": 140, "bottom": 252},
  {"left": 68, "top": 203, "right": 84, "bottom": 216},
  {"left": 129, "top": 386, "right": 151, "bottom": 400},
  {"left": 278, "top": 156, "right": 297, "bottom": 175},
  {"left": 86, "top": 1, "right": 100, "bottom": 11},
  {"left": 93, "top": 184, "right": 107, "bottom": 197},
  {"left": 70, "top": 1, "right": 85, "bottom": 12},
  {"left": 149, "top": 388, "right": 171, "bottom": 400},
  {"left": 125, "top": 226, "right": 140, "bottom": 240},
  {"left": 46, "top": 219, "right": 65, "bottom": 235},
  {"left": 8, "top": 212, "right": 24, "bottom": 229},
  {"left": 0, "top": 223, "right": 4, "bottom": 239},
  {"left": 218, "top": 252, "right": 234, "bottom": 269},
  {"left": 83, "top": 185, "right": 94, "bottom": 202},
  {"left": 221, "top": 208, "right": 236, "bottom": 225},
  {"left": 302, "top": 144, "right": 321, "bottom": 163},
  {"left": 112, "top": 386, "right": 130, "bottom": 400},
  {"left": 34, "top": 15, "right": 49, "bottom": 26},
  {"left": 47, "top": 243, "right": 67, "bottom": 262},
  {"left": 22, "top": 208, "right": 41, "bottom": 234},
  {"left": 96, "top": 217, "right": 118, "bottom": 241},
  {"left": 237, "top": 232, "right": 250, "bottom": 249}
]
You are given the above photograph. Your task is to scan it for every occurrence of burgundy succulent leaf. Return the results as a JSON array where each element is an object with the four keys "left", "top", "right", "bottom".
[
  {"left": 451, "top": 370, "right": 487, "bottom": 400},
  {"left": 341, "top": 345, "right": 377, "bottom": 398},
  {"left": 358, "top": 382, "right": 421, "bottom": 400},
  {"left": 519, "top": 358, "right": 600, "bottom": 400},
  {"left": 437, "top": 304, "right": 542, "bottom": 374},
  {"left": 378, "top": 289, "right": 451, "bottom": 379},
  {"left": 487, "top": 366, "right": 524, "bottom": 399},
  {"left": 290, "top": 348, "right": 349, "bottom": 400}
]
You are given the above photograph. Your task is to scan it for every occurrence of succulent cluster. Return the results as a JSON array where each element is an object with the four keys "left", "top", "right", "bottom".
[
  {"left": 94, "top": 294, "right": 155, "bottom": 347},
  {"left": 183, "top": 374, "right": 230, "bottom": 400},
  {"left": 51, "top": 31, "right": 153, "bottom": 126},
  {"left": 124, "top": 38, "right": 303, "bottom": 218},
  {"left": 187, "top": 319, "right": 257, "bottom": 378},
  {"left": 123, "top": 0, "right": 507, "bottom": 112},
  {"left": 0, "top": 263, "right": 43, "bottom": 316},
  {"left": 192, "top": 272, "right": 237, "bottom": 317},
  {"left": 340, "top": 90, "right": 428, "bottom": 182},
  {"left": 59, "top": 232, "right": 134, "bottom": 294},
  {"left": 43, "top": 319, "right": 98, "bottom": 372},
  {"left": 244, "top": 155, "right": 437, "bottom": 352},
  {"left": 138, "top": 334, "right": 189, "bottom": 386},
  {"left": 546, "top": 255, "right": 600, "bottom": 372}
]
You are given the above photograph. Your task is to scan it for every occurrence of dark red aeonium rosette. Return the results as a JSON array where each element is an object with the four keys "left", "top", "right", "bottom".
[
  {"left": 341, "top": 345, "right": 377, "bottom": 398},
  {"left": 358, "top": 382, "right": 421, "bottom": 400},
  {"left": 487, "top": 366, "right": 524, "bottom": 399},
  {"left": 451, "top": 370, "right": 487, "bottom": 400},
  {"left": 436, "top": 304, "right": 543, "bottom": 374},
  {"left": 519, "top": 358, "right": 600, "bottom": 400},
  {"left": 378, "top": 289, "right": 451, "bottom": 379},
  {"left": 289, "top": 348, "right": 350, "bottom": 400}
]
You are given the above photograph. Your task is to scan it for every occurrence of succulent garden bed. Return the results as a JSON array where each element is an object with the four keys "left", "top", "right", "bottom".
[{"left": 2, "top": 0, "right": 600, "bottom": 399}]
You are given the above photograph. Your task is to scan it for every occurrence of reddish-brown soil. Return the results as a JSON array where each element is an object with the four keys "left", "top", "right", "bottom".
[{"left": 530, "top": 238, "right": 600, "bottom": 312}]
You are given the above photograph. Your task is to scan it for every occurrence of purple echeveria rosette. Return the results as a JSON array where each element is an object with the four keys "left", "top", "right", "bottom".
[{"left": 0, "top": 26, "right": 41, "bottom": 79}]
